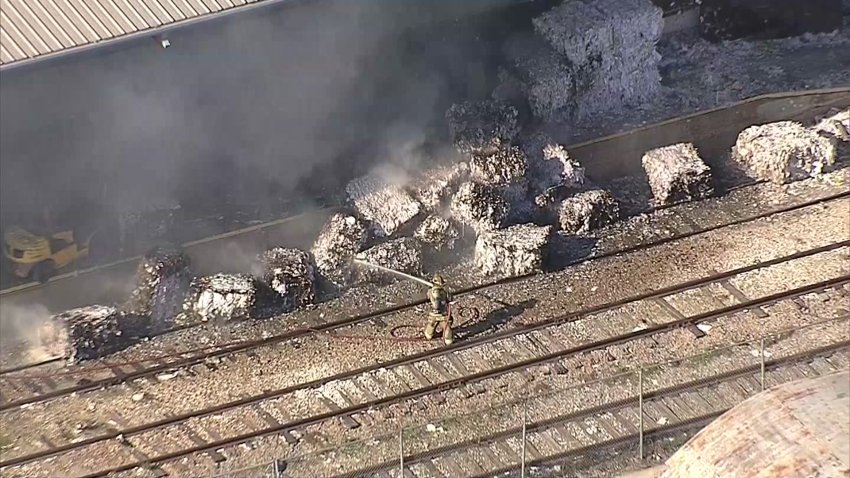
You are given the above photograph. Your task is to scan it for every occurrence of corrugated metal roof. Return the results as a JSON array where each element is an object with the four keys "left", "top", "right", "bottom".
[{"left": 0, "top": 0, "right": 263, "bottom": 67}]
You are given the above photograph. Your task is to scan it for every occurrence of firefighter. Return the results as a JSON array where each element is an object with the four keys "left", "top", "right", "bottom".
[{"left": 425, "top": 274, "right": 453, "bottom": 345}]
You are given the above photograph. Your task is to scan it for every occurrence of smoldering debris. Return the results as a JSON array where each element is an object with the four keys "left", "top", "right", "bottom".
[
  {"left": 124, "top": 245, "right": 193, "bottom": 334},
  {"left": 474, "top": 223, "right": 553, "bottom": 278},
  {"left": 445, "top": 100, "right": 521, "bottom": 156},
  {"left": 345, "top": 173, "right": 422, "bottom": 238},
  {"left": 178, "top": 273, "right": 282, "bottom": 326},
  {"left": 504, "top": 36, "right": 576, "bottom": 122},
  {"left": 414, "top": 215, "right": 460, "bottom": 251},
  {"left": 355, "top": 237, "right": 423, "bottom": 284},
  {"left": 311, "top": 213, "right": 369, "bottom": 286},
  {"left": 39, "top": 305, "right": 135, "bottom": 364},
  {"left": 732, "top": 121, "right": 837, "bottom": 184},
  {"left": 557, "top": 189, "right": 620, "bottom": 234},
  {"left": 469, "top": 145, "right": 528, "bottom": 186},
  {"left": 450, "top": 181, "right": 511, "bottom": 234},
  {"left": 409, "top": 162, "right": 470, "bottom": 212},
  {"left": 260, "top": 247, "right": 317, "bottom": 311},
  {"left": 642, "top": 143, "right": 714, "bottom": 206}
]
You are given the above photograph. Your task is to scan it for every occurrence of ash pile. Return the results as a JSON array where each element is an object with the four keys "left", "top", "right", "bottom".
[
  {"left": 124, "top": 245, "right": 193, "bottom": 334},
  {"left": 500, "top": 0, "right": 663, "bottom": 122},
  {"left": 642, "top": 143, "right": 714, "bottom": 205},
  {"left": 178, "top": 273, "right": 283, "bottom": 326},
  {"left": 732, "top": 121, "right": 838, "bottom": 184},
  {"left": 39, "top": 305, "right": 142, "bottom": 364},
  {"left": 260, "top": 247, "right": 317, "bottom": 311}
]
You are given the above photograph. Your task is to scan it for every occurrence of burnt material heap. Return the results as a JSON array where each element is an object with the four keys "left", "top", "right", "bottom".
[
  {"left": 356, "top": 237, "right": 423, "bottom": 284},
  {"left": 812, "top": 108, "right": 850, "bottom": 160},
  {"left": 526, "top": 139, "right": 587, "bottom": 208},
  {"left": 346, "top": 173, "right": 422, "bottom": 238},
  {"left": 179, "top": 273, "right": 282, "bottom": 325},
  {"left": 450, "top": 181, "right": 511, "bottom": 235},
  {"left": 445, "top": 100, "right": 521, "bottom": 156},
  {"left": 414, "top": 215, "right": 460, "bottom": 251},
  {"left": 311, "top": 213, "right": 369, "bottom": 286},
  {"left": 124, "top": 245, "right": 193, "bottom": 334},
  {"left": 260, "top": 247, "right": 317, "bottom": 311},
  {"left": 642, "top": 143, "right": 714, "bottom": 205},
  {"left": 558, "top": 189, "right": 620, "bottom": 234},
  {"left": 39, "top": 305, "right": 135, "bottom": 364},
  {"left": 733, "top": 121, "right": 837, "bottom": 184},
  {"left": 475, "top": 223, "right": 553, "bottom": 278},
  {"left": 410, "top": 162, "right": 470, "bottom": 212}
]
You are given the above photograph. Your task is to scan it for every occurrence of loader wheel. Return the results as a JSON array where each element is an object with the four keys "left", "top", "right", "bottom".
[{"left": 33, "top": 262, "right": 54, "bottom": 284}]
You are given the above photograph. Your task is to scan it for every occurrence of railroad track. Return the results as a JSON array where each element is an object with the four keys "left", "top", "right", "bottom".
[
  {"left": 2, "top": 241, "right": 848, "bottom": 478},
  {"left": 326, "top": 343, "right": 850, "bottom": 478},
  {"left": 1, "top": 190, "right": 846, "bottom": 412}
]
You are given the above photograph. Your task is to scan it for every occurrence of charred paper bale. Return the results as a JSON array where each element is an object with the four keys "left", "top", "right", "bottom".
[
  {"left": 260, "top": 248, "right": 317, "bottom": 310},
  {"left": 409, "top": 162, "right": 470, "bottom": 211},
  {"left": 39, "top": 306, "right": 134, "bottom": 363},
  {"left": 445, "top": 100, "right": 520, "bottom": 156},
  {"left": 642, "top": 143, "right": 714, "bottom": 205},
  {"left": 469, "top": 146, "right": 528, "bottom": 186},
  {"left": 450, "top": 181, "right": 511, "bottom": 234},
  {"left": 311, "top": 213, "right": 369, "bottom": 286},
  {"left": 504, "top": 36, "right": 576, "bottom": 122},
  {"left": 732, "top": 121, "right": 838, "bottom": 184},
  {"left": 475, "top": 224, "right": 553, "bottom": 278},
  {"left": 812, "top": 108, "right": 850, "bottom": 142},
  {"left": 346, "top": 173, "right": 422, "bottom": 238},
  {"left": 179, "top": 273, "right": 282, "bottom": 326},
  {"left": 523, "top": 134, "right": 586, "bottom": 195},
  {"left": 414, "top": 215, "right": 460, "bottom": 251},
  {"left": 558, "top": 189, "right": 620, "bottom": 234},
  {"left": 124, "top": 245, "right": 193, "bottom": 334},
  {"left": 355, "top": 237, "right": 423, "bottom": 284}
]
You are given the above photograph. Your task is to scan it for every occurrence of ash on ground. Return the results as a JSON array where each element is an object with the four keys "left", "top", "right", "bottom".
[
  {"left": 642, "top": 143, "right": 714, "bottom": 205},
  {"left": 732, "top": 121, "right": 837, "bottom": 184},
  {"left": 345, "top": 173, "right": 422, "bottom": 238},
  {"left": 475, "top": 223, "right": 553, "bottom": 278},
  {"left": 310, "top": 213, "right": 369, "bottom": 287},
  {"left": 123, "top": 245, "right": 193, "bottom": 334},
  {"left": 355, "top": 237, "right": 424, "bottom": 284},
  {"left": 39, "top": 305, "right": 135, "bottom": 364},
  {"left": 178, "top": 273, "right": 282, "bottom": 326},
  {"left": 260, "top": 247, "right": 317, "bottom": 311}
]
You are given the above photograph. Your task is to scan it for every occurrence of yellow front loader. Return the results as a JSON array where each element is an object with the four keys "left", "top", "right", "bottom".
[{"left": 3, "top": 227, "right": 95, "bottom": 283}]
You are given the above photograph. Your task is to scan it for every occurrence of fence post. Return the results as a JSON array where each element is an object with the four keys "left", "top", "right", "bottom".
[
  {"left": 521, "top": 397, "right": 528, "bottom": 478},
  {"left": 638, "top": 368, "right": 644, "bottom": 461},
  {"left": 760, "top": 337, "right": 766, "bottom": 391},
  {"left": 399, "top": 427, "right": 404, "bottom": 478}
]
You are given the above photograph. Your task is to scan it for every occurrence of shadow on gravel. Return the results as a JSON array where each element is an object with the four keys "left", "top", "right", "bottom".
[
  {"left": 546, "top": 234, "right": 598, "bottom": 271},
  {"left": 456, "top": 298, "right": 538, "bottom": 340}
]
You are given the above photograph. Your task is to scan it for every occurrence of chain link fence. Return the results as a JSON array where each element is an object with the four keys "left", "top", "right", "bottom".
[{"left": 206, "top": 314, "right": 849, "bottom": 478}]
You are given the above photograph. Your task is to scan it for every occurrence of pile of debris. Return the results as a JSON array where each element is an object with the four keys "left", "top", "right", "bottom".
[
  {"left": 355, "top": 238, "right": 423, "bottom": 284},
  {"left": 732, "top": 121, "right": 837, "bottom": 184},
  {"left": 260, "top": 247, "right": 317, "bottom": 311},
  {"left": 414, "top": 215, "right": 459, "bottom": 251},
  {"left": 557, "top": 189, "right": 620, "bottom": 234},
  {"left": 445, "top": 101, "right": 521, "bottom": 156},
  {"left": 642, "top": 143, "right": 714, "bottom": 205},
  {"left": 39, "top": 306, "right": 138, "bottom": 364},
  {"left": 410, "top": 162, "right": 470, "bottom": 211},
  {"left": 124, "top": 245, "right": 193, "bottom": 334},
  {"left": 475, "top": 224, "right": 553, "bottom": 278},
  {"left": 812, "top": 108, "right": 850, "bottom": 160},
  {"left": 450, "top": 181, "right": 511, "bottom": 234},
  {"left": 346, "top": 173, "right": 422, "bottom": 238},
  {"left": 178, "top": 273, "right": 282, "bottom": 326},
  {"left": 530, "top": 0, "right": 663, "bottom": 120}
]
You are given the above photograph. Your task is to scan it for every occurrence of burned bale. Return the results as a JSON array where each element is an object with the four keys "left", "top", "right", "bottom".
[
  {"left": 311, "top": 213, "right": 369, "bottom": 286},
  {"left": 732, "top": 121, "right": 838, "bottom": 184},
  {"left": 475, "top": 224, "right": 553, "bottom": 278},
  {"left": 469, "top": 146, "right": 528, "bottom": 186},
  {"left": 39, "top": 306, "right": 134, "bottom": 363},
  {"left": 409, "top": 162, "right": 470, "bottom": 211},
  {"left": 450, "top": 182, "right": 510, "bottom": 234},
  {"left": 178, "top": 273, "right": 282, "bottom": 326},
  {"left": 355, "top": 238, "right": 423, "bottom": 284},
  {"left": 346, "top": 173, "right": 422, "bottom": 238},
  {"left": 812, "top": 108, "right": 850, "bottom": 144},
  {"left": 124, "top": 245, "right": 193, "bottom": 334},
  {"left": 414, "top": 215, "right": 460, "bottom": 251},
  {"left": 523, "top": 134, "right": 586, "bottom": 196},
  {"left": 504, "top": 36, "right": 576, "bottom": 122},
  {"left": 642, "top": 143, "right": 714, "bottom": 205},
  {"left": 558, "top": 189, "right": 620, "bottom": 234},
  {"left": 445, "top": 100, "right": 520, "bottom": 156},
  {"left": 260, "top": 248, "right": 316, "bottom": 310}
]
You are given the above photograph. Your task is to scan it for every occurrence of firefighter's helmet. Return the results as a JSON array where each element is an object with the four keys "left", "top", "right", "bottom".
[{"left": 432, "top": 274, "right": 445, "bottom": 286}]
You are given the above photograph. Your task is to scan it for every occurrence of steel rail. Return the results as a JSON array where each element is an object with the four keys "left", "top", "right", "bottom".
[{"left": 52, "top": 274, "right": 849, "bottom": 478}]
